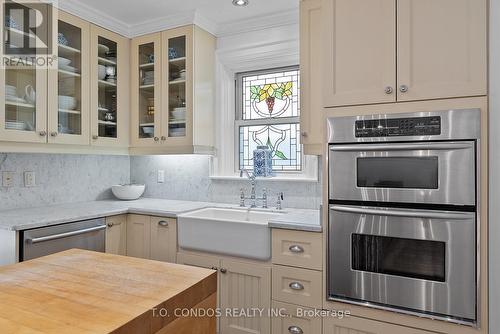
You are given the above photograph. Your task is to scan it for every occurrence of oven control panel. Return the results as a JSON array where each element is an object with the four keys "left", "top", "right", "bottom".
[{"left": 355, "top": 116, "right": 441, "bottom": 137}]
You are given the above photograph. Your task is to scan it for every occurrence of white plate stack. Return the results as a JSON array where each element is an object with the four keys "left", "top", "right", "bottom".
[
  {"left": 142, "top": 71, "right": 154, "bottom": 85},
  {"left": 5, "top": 85, "right": 18, "bottom": 101},
  {"left": 170, "top": 107, "right": 186, "bottom": 121}
]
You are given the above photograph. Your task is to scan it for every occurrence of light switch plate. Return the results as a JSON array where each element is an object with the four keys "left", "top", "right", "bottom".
[
  {"left": 2, "top": 171, "right": 15, "bottom": 187},
  {"left": 24, "top": 171, "right": 36, "bottom": 187},
  {"left": 157, "top": 170, "right": 165, "bottom": 183}
]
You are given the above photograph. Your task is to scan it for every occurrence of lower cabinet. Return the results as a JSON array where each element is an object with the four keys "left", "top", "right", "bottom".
[
  {"left": 271, "top": 301, "right": 321, "bottom": 334},
  {"left": 105, "top": 215, "right": 127, "bottom": 255},
  {"left": 177, "top": 251, "right": 272, "bottom": 334},
  {"left": 126, "top": 215, "right": 177, "bottom": 262},
  {"left": 323, "top": 315, "right": 439, "bottom": 334}
]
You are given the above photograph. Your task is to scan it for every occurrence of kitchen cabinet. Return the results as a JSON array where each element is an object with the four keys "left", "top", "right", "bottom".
[
  {"left": 322, "top": 0, "right": 396, "bottom": 107},
  {"left": 272, "top": 301, "right": 322, "bottom": 334},
  {"left": 48, "top": 10, "right": 90, "bottom": 145},
  {"left": 322, "top": 0, "right": 486, "bottom": 108},
  {"left": 130, "top": 25, "right": 215, "bottom": 154},
  {"left": 272, "top": 264, "right": 322, "bottom": 309},
  {"left": 90, "top": 25, "right": 130, "bottom": 147},
  {"left": 299, "top": 0, "right": 324, "bottom": 155},
  {"left": 272, "top": 229, "right": 323, "bottom": 270},
  {"left": 105, "top": 215, "right": 127, "bottom": 255},
  {"left": 323, "top": 315, "right": 438, "bottom": 334},
  {"left": 397, "top": 0, "right": 487, "bottom": 101},
  {"left": 0, "top": 2, "right": 47, "bottom": 143},
  {"left": 150, "top": 216, "right": 177, "bottom": 263},
  {"left": 177, "top": 251, "right": 272, "bottom": 334},
  {"left": 126, "top": 214, "right": 151, "bottom": 259}
]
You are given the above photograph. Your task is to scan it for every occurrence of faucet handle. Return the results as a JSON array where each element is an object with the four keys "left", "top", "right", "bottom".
[
  {"left": 239, "top": 188, "right": 245, "bottom": 207},
  {"left": 277, "top": 192, "right": 284, "bottom": 210}
]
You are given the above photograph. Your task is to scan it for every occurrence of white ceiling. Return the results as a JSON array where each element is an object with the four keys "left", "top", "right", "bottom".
[{"left": 58, "top": 0, "right": 299, "bottom": 37}]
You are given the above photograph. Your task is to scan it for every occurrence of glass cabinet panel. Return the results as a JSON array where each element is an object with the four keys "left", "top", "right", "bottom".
[
  {"left": 96, "top": 36, "right": 117, "bottom": 138},
  {"left": 138, "top": 42, "right": 155, "bottom": 139},
  {"left": 57, "top": 20, "right": 82, "bottom": 135},
  {"left": 166, "top": 36, "right": 186, "bottom": 138},
  {"left": 4, "top": 67, "right": 37, "bottom": 133}
]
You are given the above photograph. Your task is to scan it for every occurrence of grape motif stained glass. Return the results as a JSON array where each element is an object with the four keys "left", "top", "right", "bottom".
[{"left": 238, "top": 68, "right": 301, "bottom": 172}]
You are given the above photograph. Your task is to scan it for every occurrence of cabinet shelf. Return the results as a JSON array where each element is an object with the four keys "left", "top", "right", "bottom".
[
  {"left": 98, "top": 120, "right": 117, "bottom": 126},
  {"left": 139, "top": 123, "right": 155, "bottom": 127},
  {"left": 5, "top": 101, "right": 35, "bottom": 109},
  {"left": 139, "top": 84, "right": 154, "bottom": 90},
  {"left": 58, "top": 69, "right": 81, "bottom": 79},
  {"left": 169, "top": 79, "right": 186, "bottom": 85},
  {"left": 139, "top": 63, "right": 154, "bottom": 69},
  {"left": 98, "top": 80, "right": 117, "bottom": 88},
  {"left": 58, "top": 109, "right": 81, "bottom": 115},
  {"left": 98, "top": 57, "right": 116, "bottom": 65},
  {"left": 4, "top": 27, "right": 36, "bottom": 40},
  {"left": 58, "top": 44, "right": 81, "bottom": 58}
]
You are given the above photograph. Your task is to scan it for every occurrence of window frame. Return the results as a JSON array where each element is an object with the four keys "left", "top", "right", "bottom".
[{"left": 234, "top": 65, "right": 302, "bottom": 173}]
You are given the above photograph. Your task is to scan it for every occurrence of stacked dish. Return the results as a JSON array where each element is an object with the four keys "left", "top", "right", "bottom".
[
  {"left": 170, "top": 107, "right": 186, "bottom": 121},
  {"left": 169, "top": 128, "right": 186, "bottom": 137},
  {"left": 6, "top": 121, "right": 26, "bottom": 130},
  {"left": 58, "top": 96, "right": 77, "bottom": 110},
  {"left": 5, "top": 85, "right": 17, "bottom": 100},
  {"left": 143, "top": 71, "right": 154, "bottom": 85},
  {"left": 58, "top": 57, "right": 78, "bottom": 73}
]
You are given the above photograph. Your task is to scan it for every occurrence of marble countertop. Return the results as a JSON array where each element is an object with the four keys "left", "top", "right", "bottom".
[{"left": 0, "top": 198, "right": 322, "bottom": 232}]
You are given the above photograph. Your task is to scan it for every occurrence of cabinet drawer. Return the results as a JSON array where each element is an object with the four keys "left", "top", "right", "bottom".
[
  {"left": 272, "top": 229, "right": 322, "bottom": 270},
  {"left": 272, "top": 301, "right": 321, "bottom": 334},
  {"left": 272, "top": 265, "right": 322, "bottom": 308},
  {"left": 323, "top": 315, "right": 439, "bottom": 334}
]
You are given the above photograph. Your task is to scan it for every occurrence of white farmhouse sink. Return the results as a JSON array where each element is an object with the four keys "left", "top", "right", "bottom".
[{"left": 177, "top": 207, "right": 284, "bottom": 260}]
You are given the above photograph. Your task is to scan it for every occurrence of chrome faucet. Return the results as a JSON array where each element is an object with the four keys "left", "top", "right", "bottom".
[{"left": 239, "top": 169, "right": 267, "bottom": 208}]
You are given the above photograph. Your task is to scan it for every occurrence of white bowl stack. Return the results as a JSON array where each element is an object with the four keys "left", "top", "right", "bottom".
[
  {"left": 58, "top": 96, "right": 77, "bottom": 110},
  {"left": 111, "top": 184, "right": 146, "bottom": 200}
]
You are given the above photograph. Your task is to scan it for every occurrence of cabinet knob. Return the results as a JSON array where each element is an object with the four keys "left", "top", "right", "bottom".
[
  {"left": 158, "top": 220, "right": 168, "bottom": 227},
  {"left": 161, "top": 136, "right": 167, "bottom": 141},
  {"left": 92, "top": 135, "right": 98, "bottom": 140},
  {"left": 399, "top": 85, "right": 409, "bottom": 93},
  {"left": 38, "top": 131, "right": 47, "bottom": 137},
  {"left": 289, "top": 282, "right": 304, "bottom": 291},
  {"left": 289, "top": 245, "right": 304, "bottom": 253},
  {"left": 301, "top": 132, "right": 308, "bottom": 138},
  {"left": 384, "top": 86, "right": 393, "bottom": 94},
  {"left": 154, "top": 136, "right": 160, "bottom": 142},
  {"left": 220, "top": 268, "right": 227, "bottom": 274},
  {"left": 210, "top": 266, "right": 218, "bottom": 270},
  {"left": 288, "top": 326, "right": 304, "bottom": 334},
  {"left": 50, "top": 131, "right": 58, "bottom": 137},
  {"left": 107, "top": 223, "right": 114, "bottom": 228}
]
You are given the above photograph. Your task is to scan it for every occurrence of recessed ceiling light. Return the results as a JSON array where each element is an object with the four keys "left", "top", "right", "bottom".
[{"left": 232, "top": 0, "right": 249, "bottom": 7}]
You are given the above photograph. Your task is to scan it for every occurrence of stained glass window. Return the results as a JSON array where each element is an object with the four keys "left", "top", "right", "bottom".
[{"left": 236, "top": 67, "right": 301, "bottom": 172}]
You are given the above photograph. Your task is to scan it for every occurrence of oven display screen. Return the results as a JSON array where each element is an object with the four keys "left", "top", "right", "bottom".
[
  {"left": 352, "top": 234, "right": 446, "bottom": 282},
  {"left": 357, "top": 157, "right": 438, "bottom": 189}
]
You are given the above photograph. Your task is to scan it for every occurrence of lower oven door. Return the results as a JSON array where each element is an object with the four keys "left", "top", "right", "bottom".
[{"left": 328, "top": 205, "right": 476, "bottom": 322}]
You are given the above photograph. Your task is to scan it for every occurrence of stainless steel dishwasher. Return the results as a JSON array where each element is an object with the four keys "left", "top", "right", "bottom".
[{"left": 20, "top": 218, "right": 106, "bottom": 261}]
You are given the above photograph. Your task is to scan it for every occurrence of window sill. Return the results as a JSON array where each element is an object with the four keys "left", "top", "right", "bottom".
[{"left": 209, "top": 175, "right": 319, "bottom": 183}]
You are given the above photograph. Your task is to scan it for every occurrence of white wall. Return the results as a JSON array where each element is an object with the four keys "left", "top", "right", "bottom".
[{"left": 490, "top": 0, "right": 500, "bottom": 332}]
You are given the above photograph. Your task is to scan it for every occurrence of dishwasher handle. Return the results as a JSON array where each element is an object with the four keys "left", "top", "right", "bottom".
[{"left": 28, "top": 225, "right": 106, "bottom": 244}]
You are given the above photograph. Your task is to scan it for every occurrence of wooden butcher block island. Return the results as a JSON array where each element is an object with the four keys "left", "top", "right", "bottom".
[{"left": 0, "top": 249, "right": 217, "bottom": 333}]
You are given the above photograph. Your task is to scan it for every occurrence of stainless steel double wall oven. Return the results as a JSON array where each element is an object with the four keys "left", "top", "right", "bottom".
[{"left": 327, "top": 109, "right": 481, "bottom": 326}]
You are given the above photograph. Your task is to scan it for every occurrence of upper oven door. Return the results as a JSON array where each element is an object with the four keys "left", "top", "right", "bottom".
[{"left": 329, "top": 141, "right": 476, "bottom": 206}]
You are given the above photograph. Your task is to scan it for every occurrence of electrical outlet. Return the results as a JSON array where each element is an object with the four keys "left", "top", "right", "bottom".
[
  {"left": 157, "top": 170, "right": 165, "bottom": 183},
  {"left": 2, "top": 172, "right": 15, "bottom": 187},
  {"left": 24, "top": 171, "right": 36, "bottom": 187}
]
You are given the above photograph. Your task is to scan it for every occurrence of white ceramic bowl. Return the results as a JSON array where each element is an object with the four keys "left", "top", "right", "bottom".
[
  {"left": 111, "top": 184, "right": 145, "bottom": 201},
  {"left": 58, "top": 96, "right": 77, "bottom": 110},
  {"left": 98, "top": 65, "right": 107, "bottom": 80},
  {"left": 170, "top": 108, "right": 185, "bottom": 120}
]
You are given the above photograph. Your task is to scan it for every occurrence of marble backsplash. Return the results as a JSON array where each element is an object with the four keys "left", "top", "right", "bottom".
[
  {"left": 0, "top": 153, "right": 130, "bottom": 211},
  {"left": 130, "top": 155, "right": 322, "bottom": 209}
]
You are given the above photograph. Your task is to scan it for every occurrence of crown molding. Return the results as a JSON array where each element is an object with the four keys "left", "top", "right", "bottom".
[
  {"left": 57, "top": 0, "right": 131, "bottom": 37},
  {"left": 56, "top": 1, "right": 298, "bottom": 38}
]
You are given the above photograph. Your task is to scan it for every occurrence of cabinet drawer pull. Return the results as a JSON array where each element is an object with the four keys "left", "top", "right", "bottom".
[
  {"left": 220, "top": 268, "right": 227, "bottom": 274},
  {"left": 39, "top": 131, "right": 47, "bottom": 137},
  {"left": 288, "top": 326, "right": 303, "bottom": 334},
  {"left": 289, "top": 245, "right": 304, "bottom": 253},
  {"left": 107, "top": 223, "right": 114, "bottom": 228},
  {"left": 399, "top": 84, "right": 409, "bottom": 93},
  {"left": 50, "top": 131, "right": 58, "bottom": 137},
  {"left": 158, "top": 221, "right": 168, "bottom": 227},
  {"left": 384, "top": 86, "right": 393, "bottom": 94},
  {"left": 289, "top": 282, "right": 304, "bottom": 291}
]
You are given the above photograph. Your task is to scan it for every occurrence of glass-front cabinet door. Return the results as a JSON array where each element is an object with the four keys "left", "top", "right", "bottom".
[
  {"left": 161, "top": 27, "right": 192, "bottom": 145},
  {"left": 48, "top": 11, "right": 89, "bottom": 145},
  {"left": 131, "top": 33, "right": 161, "bottom": 147},
  {"left": 90, "top": 25, "right": 128, "bottom": 147},
  {"left": 0, "top": 2, "right": 47, "bottom": 143}
]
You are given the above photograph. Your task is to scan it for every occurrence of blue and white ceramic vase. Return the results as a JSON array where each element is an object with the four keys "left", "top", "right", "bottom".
[{"left": 253, "top": 146, "right": 273, "bottom": 177}]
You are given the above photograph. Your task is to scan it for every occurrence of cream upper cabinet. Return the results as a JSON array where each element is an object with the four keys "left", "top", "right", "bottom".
[
  {"left": 130, "top": 32, "right": 161, "bottom": 148},
  {"left": 105, "top": 215, "right": 127, "bottom": 256},
  {"left": 150, "top": 217, "right": 177, "bottom": 263},
  {"left": 300, "top": 0, "right": 324, "bottom": 155},
  {"left": 48, "top": 10, "right": 90, "bottom": 145},
  {"left": 0, "top": 2, "right": 48, "bottom": 143},
  {"left": 219, "top": 259, "right": 271, "bottom": 334},
  {"left": 90, "top": 25, "right": 130, "bottom": 147},
  {"left": 126, "top": 214, "right": 151, "bottom": 259},
  {"left": 130, "top": 25, "right": 215, "bottom": 154},
  {"left": 397, "top": 0, "right": 487, "bottom": 101},
  {"left": 322, "top": 0, "right": 396, "bottom": 107}
]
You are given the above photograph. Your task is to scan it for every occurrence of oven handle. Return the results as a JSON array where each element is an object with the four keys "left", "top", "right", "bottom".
[
  {"left": 330, "top": 205, "right": 474, "bottom": 220},
  {"left": 330, "top": 142, "right": 473, "bottom": 152},
  {"left": 28, "top": 225, "right": 106, "bottom": 244}
]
